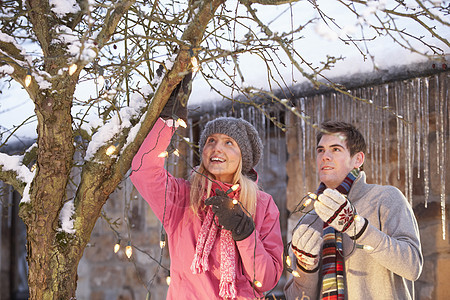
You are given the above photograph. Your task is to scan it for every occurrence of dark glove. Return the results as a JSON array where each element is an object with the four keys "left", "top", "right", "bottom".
[
  {"left": 160, "top": 71, "right": 193, "bottom": 121},
  {"left": 205, "top": 189, "right": 255, "bottom": 241}
]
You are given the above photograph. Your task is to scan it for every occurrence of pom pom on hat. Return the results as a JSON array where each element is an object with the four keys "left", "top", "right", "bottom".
[{"left": 199, "top": 117, "right": 263, "bottom": 175}]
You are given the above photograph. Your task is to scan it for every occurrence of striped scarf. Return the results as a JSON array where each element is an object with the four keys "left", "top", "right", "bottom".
[{"left": 318, "top": 169, "right": 359, "bottom": 300}]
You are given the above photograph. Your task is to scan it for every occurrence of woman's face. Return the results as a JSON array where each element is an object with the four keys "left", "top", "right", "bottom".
[{"left": 202, "top": 133, "right": 242, "bottom": 183}]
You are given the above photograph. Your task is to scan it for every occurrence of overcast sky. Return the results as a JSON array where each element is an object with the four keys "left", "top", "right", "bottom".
[{"left": 1, "top": 0, "right": 448, "bottom": 142}]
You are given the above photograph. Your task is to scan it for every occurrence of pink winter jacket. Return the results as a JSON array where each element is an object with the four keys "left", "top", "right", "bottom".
[{"left": 130, "top": 118, "right": 284, "bottom": 299}]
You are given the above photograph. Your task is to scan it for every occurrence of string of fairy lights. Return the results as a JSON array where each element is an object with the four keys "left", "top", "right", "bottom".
[
  {"left": 5, "top": 38, "right": 375, "bottom": 297},
  {"left": 113, "top": 105, "right": 279, "bottom": 297},
  {"left": 98, "top": 86, "right": 376, "bottom": 297}
]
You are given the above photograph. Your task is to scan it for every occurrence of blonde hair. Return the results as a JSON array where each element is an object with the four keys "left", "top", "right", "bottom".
[{"left": 189, "top": 159, "right": 258, "bottom": 218}]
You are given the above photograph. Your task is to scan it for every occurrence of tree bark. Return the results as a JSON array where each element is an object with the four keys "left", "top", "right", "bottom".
[{"left": 20, "top": 85, "right": 77, "bottom": 298}]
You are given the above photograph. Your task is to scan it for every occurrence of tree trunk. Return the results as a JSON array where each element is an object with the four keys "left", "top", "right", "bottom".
[{"left": 19, "top": 88, "right": 77, "bottom": 299}]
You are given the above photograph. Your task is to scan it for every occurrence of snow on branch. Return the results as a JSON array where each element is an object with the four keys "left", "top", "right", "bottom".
[
  {"left": 84, "top": 90, "right": 148, "bottom": 161},
  {"left": 59, "top": 200, "right": 76, "bottom": 234},
  {"left": 0, "top": 31, "right": 30, "bottom": 61},
  {"left": 0, "top": 152, "right": 35, "bottom": 202},
  {"left": 49, "top": 0, "right": 81, "bottom": 17}
]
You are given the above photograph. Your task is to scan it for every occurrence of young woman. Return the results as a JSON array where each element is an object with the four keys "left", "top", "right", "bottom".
[{"left": 130, "top": 94, "right": 283, "bottom": 299}]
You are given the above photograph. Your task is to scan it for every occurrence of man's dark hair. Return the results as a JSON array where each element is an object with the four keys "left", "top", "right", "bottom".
[{"left": 316, "top": 121, "right": 366, "bottom": 157}]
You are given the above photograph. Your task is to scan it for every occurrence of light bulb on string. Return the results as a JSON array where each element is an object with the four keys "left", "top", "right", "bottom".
[
  {"left": 158, "top": 151, "right": 169, "bottom": 158},
  {"left": 125, "top": 241, "right": 132, "bottom": 259},
  {"left": 171, "top": 114, "right": 187, "bottom": 129},
  {"left": 307, "top": 192, "right": 317, "bottom": 199},
  {"left": 226, "top": 184, "right": 239, "bottom": 195},
  {"left": 307, "top": 192, "right": 317, "bottom": 201},
  {"left": 97, "top": 75, "right": 105, "bottom": 89},
  {"left": 357, "top": 244, "right": 374, "bottom": 251},
  {"left": 191, "top": 56, "right": 200, "bottom": 73},
  {"left": 285, "top": 255, "right": 292, "bottom": 267},
  {"left": 160, "top": 240, "right": 166, "bottom": 249},
  {"left": 254, "top": 280, "right": 262, "bottom": 288},
  {"left": 363, "top": 245, "right": 374, "bottom": 251},
  {"left": 303, "top": 198, "right": 312, "bottom": 207},
  {"left": 166, "top": 274, "right": 171, "bottom": 286},
  {"left": 286, "top": 267, "right": 301, "bottom": 278},
  {"left": 97, "top": 66, "right": 105, "bottom": 89},
  {"left": 160, "top": 232, "right": 166, "bottom": 249},
  {"left": 114, "top": 241, "right": 121, "bottom": 253},
  {"left": 177, "top": 118, "right": 187, "bottom": 128},
  {"left": 105, "top": 144, "right": 117, "bottom": 156},
  {"left": 24, "top": 71, "right": 32, "bottom": 87},
  {"left": 158, "top": 148, "right": 179, "bottom": 158},
  {"left": 226, "top": 184, "right": 240, "bottom": 204},
  {"left": 68, "top": 63, "right": 78, "bottom": 75},
  {"left": 302, "top": 192, "right": 317, "bottom": 207}
]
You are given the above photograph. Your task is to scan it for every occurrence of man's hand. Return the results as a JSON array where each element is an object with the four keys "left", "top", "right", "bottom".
[
  {"left": 205, "top": 189, "right": 255, "bottom": 241},
  {"left": 314, "top": 188, "right": 367, "bottom": 238},
  {"left": 291, "top": 224, "right": 322, "bottom": 271}
]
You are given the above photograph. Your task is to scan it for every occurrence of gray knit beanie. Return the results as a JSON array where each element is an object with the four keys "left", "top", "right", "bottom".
[{"left": 199, "top": 117, "right": 263, "bottom": 175}]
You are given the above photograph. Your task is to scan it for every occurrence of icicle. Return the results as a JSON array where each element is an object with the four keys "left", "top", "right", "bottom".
[
  {"left": 423, "top": 78, "right": 430, "bottom": 207},
  {"left": 300, "top": 98, "right": 307, "bottom": 195},
  {"left": 377, "top": 87, "right": 383, "bottom": 184},
  {"left": 437, "top": 74, "right": 446, "bottom": 240},
  {"left": 415, "top": 79, "right": 421, "bottom": 179},
  {"left": 406, "top": 81, "right": 413, "bottom": 205},
  {"left": 370, "top": 87, "right": 376, "bottom": 181},
  {"left": 349, "top": 93, "right": 358, "bottom": 124},
  {"left": 435, "top": 76, "right": 441, "bottom": 178},
  {"left": 383, "top": 84, "right": 390, "bottom": 186},
  {"left": 308, "top": 96, "right": 315, "bottom": 164},
  {"left": 276, "top": 109, "right": 281, "bottom": 164},
  {"left": 338, "top": 92, "right": 345, "bottom": 122},
  {"left": 373, "top": 86, "right": 381, "bottom": 183},
  {"left": 367, "top": 88, "right": 373, "bottom": 157},
  {"left": 261, "top": 109, "right": 266, "bottom": 172},
  {"left": 445, "top": 72, "right": 449, "bottom": 241},
  {"left": 318, "top": 95, "right": 323, "bottom": 124},
  {"left": 395, "top": 84, "right": 402, "bottom": 182},
  {"left": 332, "top": 93, "right": 338, "bottom": 120}
]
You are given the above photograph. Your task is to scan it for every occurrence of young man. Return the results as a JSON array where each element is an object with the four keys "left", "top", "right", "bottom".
[{"left": 284, "top": 121, "right": 423, "bottom": 300}]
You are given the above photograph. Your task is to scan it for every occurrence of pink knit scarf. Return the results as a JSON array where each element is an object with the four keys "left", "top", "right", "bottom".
[{"left": 190, "top": 187, "right": 237, "bottom": 299}]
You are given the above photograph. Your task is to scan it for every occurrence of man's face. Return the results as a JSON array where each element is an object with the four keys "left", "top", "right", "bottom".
[{"left": 316, "top": 133, "right": 364, "bottom": 189}]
